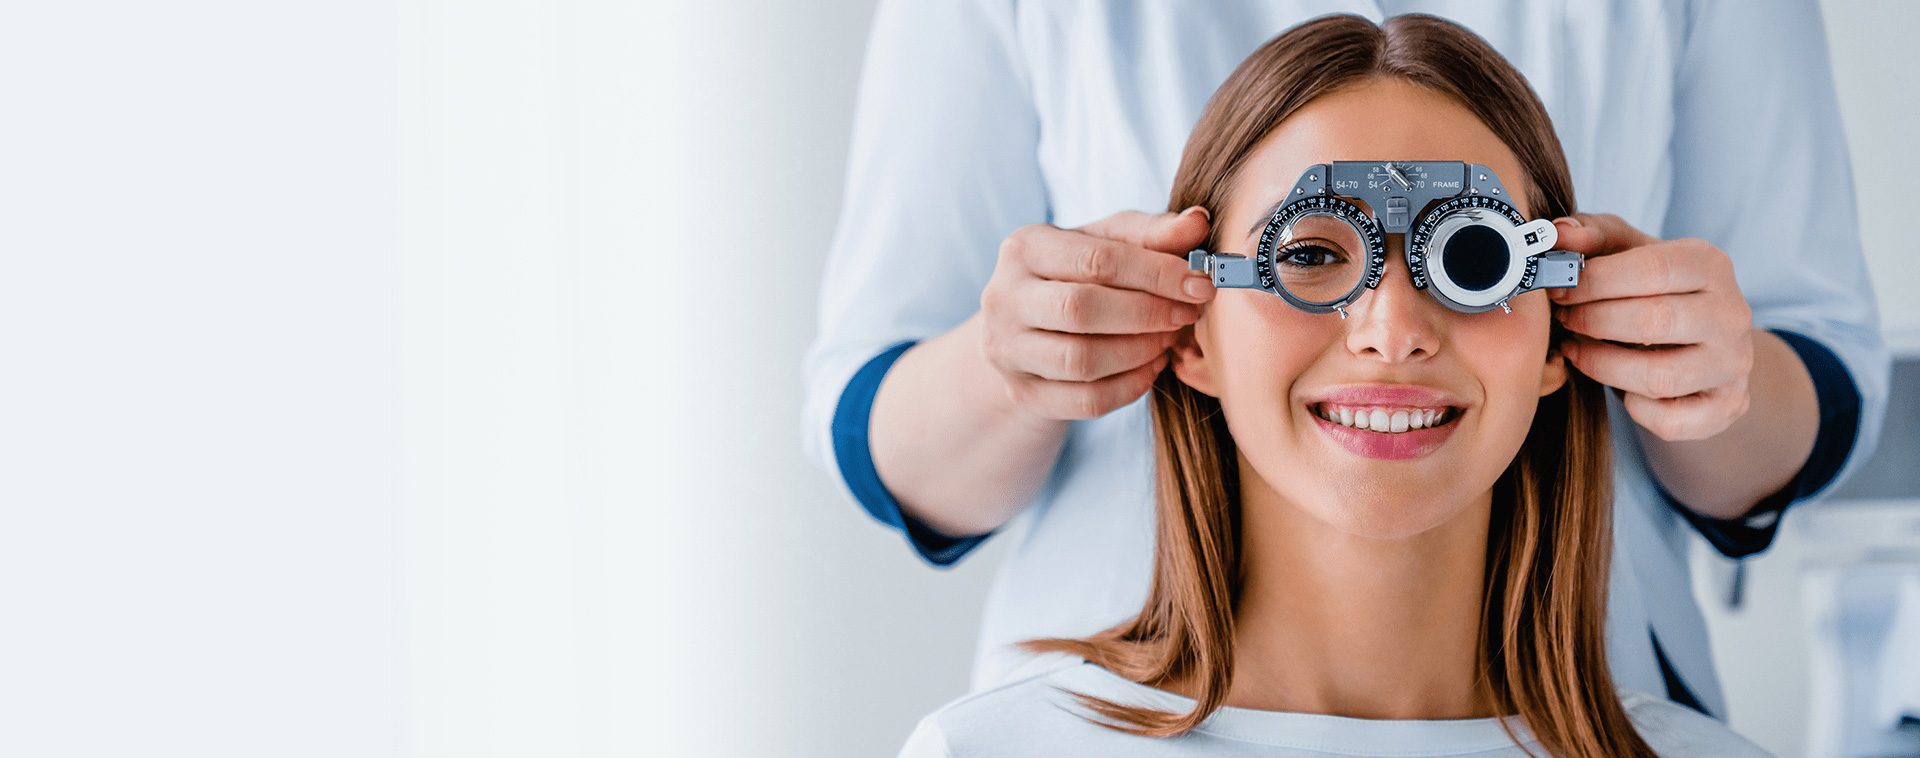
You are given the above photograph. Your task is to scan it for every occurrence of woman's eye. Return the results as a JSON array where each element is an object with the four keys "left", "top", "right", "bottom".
[{"left": 1278, "top": 243, "right": 1344, "bottom": 268}]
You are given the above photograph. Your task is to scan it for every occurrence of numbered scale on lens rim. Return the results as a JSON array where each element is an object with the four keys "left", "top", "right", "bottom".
[
  {"left": 1407, "top": 195, "right": 1527, "bottom": 292},
  {"left": 1253, "top": 194, "right": 1385, "bottom": 315}
]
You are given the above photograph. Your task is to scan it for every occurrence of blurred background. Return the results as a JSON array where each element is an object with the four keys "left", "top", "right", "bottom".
[{"left": 0, "top": 1, "right": 1913, "bottom": 756}]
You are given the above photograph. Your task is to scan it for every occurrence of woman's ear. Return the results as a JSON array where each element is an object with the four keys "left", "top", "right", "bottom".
[
  {"left": 1540, "top": 329, "right": 1569, "bottom": 397},
  {"left": 1170, "top": 317, "right": 1220, "bottom": 398}
]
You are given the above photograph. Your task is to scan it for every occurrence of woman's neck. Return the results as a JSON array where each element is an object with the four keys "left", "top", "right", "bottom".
[{"left": 1223, "top": 465, "right": 1496, "bottom": 721}]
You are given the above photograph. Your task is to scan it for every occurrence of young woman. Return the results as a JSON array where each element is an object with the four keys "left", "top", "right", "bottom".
[{"left": 897, "top": 14, "right": 1768, "bottom": 758}]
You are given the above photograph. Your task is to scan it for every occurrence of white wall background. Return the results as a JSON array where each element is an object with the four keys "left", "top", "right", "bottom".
[
  {"left": 1823, "top": 0, "right": 1920, "bottom": 355},
  {"left": 397, "top": 2, "right": 1001, "bottom": 757},
  {"left": 0, "top": 3, "right": 400, "bottom": 757},
  {"left": 2, "top": 1, "right": 1913, "bottom": 757}
]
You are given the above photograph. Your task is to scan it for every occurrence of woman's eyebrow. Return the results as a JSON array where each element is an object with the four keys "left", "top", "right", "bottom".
[{"left": 1245, "top": 198, "right": 1286, "bottom": 237}]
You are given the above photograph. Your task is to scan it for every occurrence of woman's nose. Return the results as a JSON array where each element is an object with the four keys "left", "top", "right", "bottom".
[{"left": 1343, "top": 243, "right": 1440, "bottom": 362}]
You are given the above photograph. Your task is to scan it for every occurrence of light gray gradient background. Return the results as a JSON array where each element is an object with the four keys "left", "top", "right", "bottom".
[{"left": 0, "top": 2, "right": 1913, "bottom": 757}]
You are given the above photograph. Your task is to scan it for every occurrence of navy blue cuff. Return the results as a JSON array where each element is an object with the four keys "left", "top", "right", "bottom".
[
  {"left": 830, "top": 339, "right": 993, "bottom": 566},
  {"left": 1666, "top": 328, "right": 1863, "bottom": 559}
]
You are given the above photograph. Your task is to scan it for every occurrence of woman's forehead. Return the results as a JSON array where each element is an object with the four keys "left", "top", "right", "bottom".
[{"left": 1232, "top": 79, "right": 1532, "bottom": 219}]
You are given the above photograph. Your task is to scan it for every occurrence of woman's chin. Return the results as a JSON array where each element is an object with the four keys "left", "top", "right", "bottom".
[
  {"left": 1239, "top": 439, "right": 1493, "bottom": 539},
  {"left": 1307, "top": 487, "right": 1476, "bottom": 540}
]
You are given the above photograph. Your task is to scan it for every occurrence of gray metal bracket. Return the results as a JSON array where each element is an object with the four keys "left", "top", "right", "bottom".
[
  {"left": 1515, "top": 250, "right": 1584, "bottom": 294},
  {"left": 1188, "top": 249, "right": 1261, "bottom": 289}
]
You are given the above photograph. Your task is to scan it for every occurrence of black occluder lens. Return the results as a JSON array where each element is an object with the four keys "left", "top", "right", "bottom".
[{"left": 1441, "top": 225, "right": 1509, "bottom": 291}]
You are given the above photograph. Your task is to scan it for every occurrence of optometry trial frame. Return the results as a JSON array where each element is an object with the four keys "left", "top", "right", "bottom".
[{"left": 1186, "top": 161, "right": 1584, "bottom": 317}]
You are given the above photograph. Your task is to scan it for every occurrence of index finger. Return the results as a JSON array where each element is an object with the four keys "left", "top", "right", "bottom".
[
  {"left": 1021, "top": 224, "right": 1214, "bottom": 305},
  {"left": 1078, "top": 206, "right": 1210, "bottom": 253},
  {"left": 1552, "top": 212, "right": 1657, "bottom": 257}
]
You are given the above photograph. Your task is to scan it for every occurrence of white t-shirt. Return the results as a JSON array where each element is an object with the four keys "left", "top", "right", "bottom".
[{"left": 898, "top": 655, "right": 1772, "bottom": 758}]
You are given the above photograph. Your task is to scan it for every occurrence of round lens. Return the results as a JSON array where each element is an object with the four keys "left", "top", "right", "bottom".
[
  {"left": 1271, "top": 212, "right": 1366, "bottom": 304},
  {"left": 1439, "top": 224, "right": 1510, "bottom": 292}
]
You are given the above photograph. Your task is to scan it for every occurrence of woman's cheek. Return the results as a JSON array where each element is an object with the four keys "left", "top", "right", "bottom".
[
  {"left": 1214, "top": 296, "right": 1328, "bottom": 399},
  {"left": 1211, "top": 301, "right": 1330, "bottom": 454},
  {"left": 1453, "top": 307, "right": 1552, "bottom": 451}
]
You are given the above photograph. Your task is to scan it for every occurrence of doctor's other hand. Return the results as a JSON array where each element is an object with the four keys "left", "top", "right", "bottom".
[
  {"left": 1548, "top": 213, "right": 1756, "bottom": 441},
  {"left": 981, "top": 206, "right": 1215, "bottom": 421}
]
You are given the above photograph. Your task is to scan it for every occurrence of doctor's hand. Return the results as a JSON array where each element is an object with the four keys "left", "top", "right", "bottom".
[
  {"left": 1548, "top": 213, "right": 1756, "bottom": 441},
  {"left": 981, "top": 206, "right": 1215, "bottom": 421}
]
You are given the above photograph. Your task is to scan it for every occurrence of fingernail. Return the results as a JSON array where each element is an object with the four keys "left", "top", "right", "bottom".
[
  {"left": 1182, "top": 205, "right": 1211, "bottom": 223},
  {"left": 1185, "top": 275, "right": 1212, "bottom": 299},
  {"left": 1554, "top": 216, "right": 1581, "bottom": 228}
]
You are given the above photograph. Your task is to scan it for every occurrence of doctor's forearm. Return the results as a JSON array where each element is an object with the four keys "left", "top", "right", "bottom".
[
  {"left": 1636, "top": 329, "right": 1821, "bottom": 521},
  {"left": 868, "top": 313, "right": 1070, "bottom": 538}
]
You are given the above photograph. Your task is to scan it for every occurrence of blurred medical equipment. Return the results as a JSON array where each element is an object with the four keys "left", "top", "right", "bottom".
[{"left": 1801, "top": 511, "right": 1920, "bottom": 758}]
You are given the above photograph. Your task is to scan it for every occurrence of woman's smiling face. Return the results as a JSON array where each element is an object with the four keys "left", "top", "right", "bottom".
[{"left": 1171, "top": 77, "right": 1568, "bottom": 539}]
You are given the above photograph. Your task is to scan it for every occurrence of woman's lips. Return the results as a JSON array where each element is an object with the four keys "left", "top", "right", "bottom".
[{"left": 1308, "top": 402, "right": 1463, "bottom": 460}]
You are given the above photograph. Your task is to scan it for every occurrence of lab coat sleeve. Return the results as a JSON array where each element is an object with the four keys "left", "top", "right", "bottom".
[
  {"left": 799, "top": 0, "right": 1050, "bottom": 562},
  {"left": 1653, "top": 0, "right": 1891, "bottom": 556}
]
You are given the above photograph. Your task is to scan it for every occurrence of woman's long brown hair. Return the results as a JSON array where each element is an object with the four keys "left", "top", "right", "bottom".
[{"left": 1021, "top": 13, "right": 1659, "bottom": 758}]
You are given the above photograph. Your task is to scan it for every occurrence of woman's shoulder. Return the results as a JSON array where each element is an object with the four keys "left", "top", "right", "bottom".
[
  {"left": 897, "top": 651, "right": 1176, "bottom": 758},
  {"left": 1618, "top": 689, "right": 1774, "bottom": 758}
]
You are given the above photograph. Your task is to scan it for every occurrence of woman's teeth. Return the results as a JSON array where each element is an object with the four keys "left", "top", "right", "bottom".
[{"left": 1314, "top": 404, "right": 1454, "bottom": 433}]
